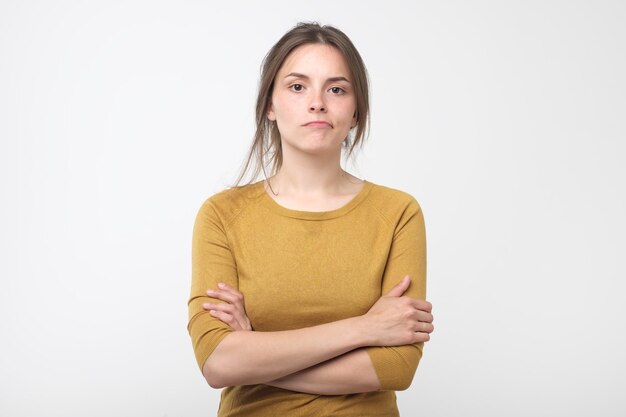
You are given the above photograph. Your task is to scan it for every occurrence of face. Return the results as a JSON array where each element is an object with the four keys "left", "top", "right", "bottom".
[{"left": 267, "top": 43, "right": 357, "bottom": 155}]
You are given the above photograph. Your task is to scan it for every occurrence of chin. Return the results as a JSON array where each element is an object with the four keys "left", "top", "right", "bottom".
[{"left": 285, "top": 140, "right": 341, "bottom": 156}]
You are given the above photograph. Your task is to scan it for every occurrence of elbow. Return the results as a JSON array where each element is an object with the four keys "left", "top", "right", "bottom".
[
  {"left": 204, "top": 372, "right": 225, "bottom": 389},
  {"left": 393, "top": 361, "right": 420, "bottom": 391},
  {"left": 389, "top": 345, "right": 423, "bottom": 391},
  {"left": 382, "top": 371, "right": 415, "bottom": 391},
  {"left": 202, "top": 356, "right": 228, "bottom": 389},
  {"left": 393, "top": 375, "right": 414, "bottom": 391},
  {"left": 380, "top": 361, "right": 420, "bottom": 391},
  {"left": 198, "top": 332, "right": 240, "bottom": 388},
  {"left": 371, "top": 366, "right": 416, "bottom": 391}
]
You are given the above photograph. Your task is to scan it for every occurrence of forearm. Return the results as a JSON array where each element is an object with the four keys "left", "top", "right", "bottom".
[
  {"left": 264, "top": 347, "right": 381, "bottom": 395},
  {"left": 203, "top": 316, "right": 371, "bottom": 388}
]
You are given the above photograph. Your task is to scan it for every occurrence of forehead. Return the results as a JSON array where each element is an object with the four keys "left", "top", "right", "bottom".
[{"left": 277, "top": 43, "right": 351, "bottom": 78}]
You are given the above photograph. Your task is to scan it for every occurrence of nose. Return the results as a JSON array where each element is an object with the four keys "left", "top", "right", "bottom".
[{"left": 309, "top": 90, "right": 326, "bottom": 112}]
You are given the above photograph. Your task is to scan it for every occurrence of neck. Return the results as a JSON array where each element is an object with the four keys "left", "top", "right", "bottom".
[{"left": 268, "top": 142, "right": 354, "bottom": 196}]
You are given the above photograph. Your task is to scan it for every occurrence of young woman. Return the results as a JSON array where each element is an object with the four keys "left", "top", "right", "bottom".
[{"left": 188, "top": 22, "right": 434, "bottom": 416}]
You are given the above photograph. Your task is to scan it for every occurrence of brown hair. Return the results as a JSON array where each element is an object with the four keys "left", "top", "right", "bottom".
[{"left": 229, "top": 22, "right": 370, "bottom": 188}]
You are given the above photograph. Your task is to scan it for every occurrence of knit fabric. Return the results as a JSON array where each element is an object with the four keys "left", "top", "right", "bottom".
[{"left": 188, "top": 179, "right": 427, "bottom": 416}]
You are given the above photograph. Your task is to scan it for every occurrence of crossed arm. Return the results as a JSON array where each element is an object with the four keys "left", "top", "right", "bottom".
[
  {"left": 203, "top": 276, "right": 433, "bottom": 395},
  {"left": 189, "top": 197, "right": 432, "bottom": 395}
]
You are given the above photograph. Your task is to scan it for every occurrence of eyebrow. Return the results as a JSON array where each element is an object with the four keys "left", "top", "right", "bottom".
[{"left": 284, "top": 72, "right": 351, "bottom": 83}]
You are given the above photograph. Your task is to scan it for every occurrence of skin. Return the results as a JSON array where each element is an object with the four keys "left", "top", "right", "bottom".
[
  {"left": 200, "top": 43, "right": 435, "bottom": 394},
  {"left": 264, "top": 43, "right": 364, "bottom": 208},
  {"left": 202, "top": 279, "right": 434, "bottom": 394},
  {"left": 268, "top": 43, "right": 357, "bottom": 158}
]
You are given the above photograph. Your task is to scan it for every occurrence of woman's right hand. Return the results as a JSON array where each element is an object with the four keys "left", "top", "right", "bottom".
[
  {"left": 361, "top": 275, "right": 434, "bottom": 346},
  {"left": 203, "top": 283, "right": 253, "bottom": 331}
]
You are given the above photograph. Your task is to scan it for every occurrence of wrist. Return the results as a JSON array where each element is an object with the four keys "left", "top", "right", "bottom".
[{"left": 348, "top": 315, "right": 375, "bottom": 348}]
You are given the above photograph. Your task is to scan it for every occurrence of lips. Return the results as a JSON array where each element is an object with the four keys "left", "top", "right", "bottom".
[{"left": 304, "top": 121, "right": 332, "bottom": 128}]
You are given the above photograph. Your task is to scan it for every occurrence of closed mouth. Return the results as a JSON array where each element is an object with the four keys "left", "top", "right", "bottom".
[{"left": 304, "top": 121, "right": 332, "bottom": 128}]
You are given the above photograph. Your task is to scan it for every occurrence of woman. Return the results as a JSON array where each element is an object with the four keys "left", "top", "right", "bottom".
[{"left": 188, "top": 22, "right": 434, "bottom": 416}]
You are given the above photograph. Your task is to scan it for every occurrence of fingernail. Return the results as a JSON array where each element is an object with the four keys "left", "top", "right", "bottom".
[
  {"left": 207, "top": 289, "right": 215, "bottom": 294},
  {"left": 218, "top": 282, "right": 226, "bottom": 288},
  {"left": 204, "top": 303, "right": 212, "bottom": 308}
]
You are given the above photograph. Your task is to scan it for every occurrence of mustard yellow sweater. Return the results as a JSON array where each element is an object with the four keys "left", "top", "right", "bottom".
[{"left": 188, "top": 179, "right": 427, "bottom": 417}]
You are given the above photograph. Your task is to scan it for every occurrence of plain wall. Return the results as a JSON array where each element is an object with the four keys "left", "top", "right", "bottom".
[{"left": 1, "top": 1, "right": 624, "bottom": 416}]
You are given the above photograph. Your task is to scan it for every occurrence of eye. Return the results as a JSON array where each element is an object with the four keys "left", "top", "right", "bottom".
[
  {"left": 289, "top": 84, "right": 304, "bottom": 92},
  {"left": 329, "top": 86, "right": 345, "bottom": 94}
]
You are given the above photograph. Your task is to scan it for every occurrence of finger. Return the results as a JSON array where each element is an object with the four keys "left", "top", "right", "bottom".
[
  {"left": 211, "top": 283, "right": 244, "bottom": 301},
  {"left": 206, "top": 288, "right": 244, "bottom": 306},
  {"left": 410, "top": 299, "right": 433, "bottom": 313},
  {"left": 415, "top": 310, "right": 434, "bottom": 323},
  {"left": 421, "top": 322, "right": 435, "bottom": 334},
  {"left": 214, "top": 284, "right": 250, "bottom": 327},
  {"left": 231, "top": 311, "right": 252, "bottom": 331},
  {"left": 208, "top": 310, "right": 241, "bottom": 330},
  {"left": 233, "top": 315, "right": 252, "bottom": 331},
  {"left": 203, "top": 301, "right": 251, "bottom": 331},
  {"left": 410, "top": 319, "right": 434, "bottom": 334},
  {"left": 203, "top": 302, "right": 234, "bottom": 313},
  {"left": 413, "top": 332, "right": 431, "bottom": 343},
  {"left": 384, "top": 275, "right": 410, "bottom": 297},
  {"left": 218, "top": 283, "right": 247, "bottom": 309},
  {"left": 217, "top": 282, "right": 240, "bottom": 294}
]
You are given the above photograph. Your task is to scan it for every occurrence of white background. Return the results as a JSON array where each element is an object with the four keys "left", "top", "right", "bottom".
[{"left": 1, "top": 1, "right": 625, "bottom": 416}]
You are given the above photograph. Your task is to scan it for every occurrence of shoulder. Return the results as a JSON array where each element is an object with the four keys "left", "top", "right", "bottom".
[
  {"left": 365, "top": 181, "right": 425, "bottom": 225},
  {"left": 195, "top": 180, "right": 265, "bottom": 227}
]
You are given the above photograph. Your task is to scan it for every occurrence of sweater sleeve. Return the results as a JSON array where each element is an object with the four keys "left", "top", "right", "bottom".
[
  {"left": 187, "top": 198, "right": 237, "bottom": 370},
  {"left": 365, "top": 197, "right": 427, "bottom": 391}
]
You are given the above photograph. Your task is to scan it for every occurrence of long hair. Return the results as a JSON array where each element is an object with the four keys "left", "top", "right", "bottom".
[{"left": 229, "top": 22, "right": 370, "bottom": 189}]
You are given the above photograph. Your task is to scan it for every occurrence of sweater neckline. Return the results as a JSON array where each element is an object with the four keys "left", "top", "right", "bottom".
[{"left": 256, "top": 179, "right": 374, "bottom": 220}]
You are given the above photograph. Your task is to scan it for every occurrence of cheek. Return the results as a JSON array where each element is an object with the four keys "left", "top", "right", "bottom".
[
  {"left": 274, "top": 98, "right": 301, "bottom": 121},
  {"left": 338, "top": 100, "right": 357, "bottom": 122}
]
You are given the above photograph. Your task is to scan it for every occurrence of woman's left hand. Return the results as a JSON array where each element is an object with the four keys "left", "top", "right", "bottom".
[{"left": 202, "top": 283, "right": 252, "bottom": 331}]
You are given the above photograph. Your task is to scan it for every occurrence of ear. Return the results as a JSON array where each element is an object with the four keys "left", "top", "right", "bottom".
[
  {"left": 267, "top": 102, "right": 276, "bottom": 121},
  {"left": 351, "top": 111, "right": 357, "bottom": 128}
]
